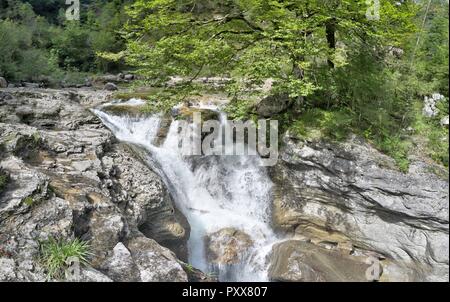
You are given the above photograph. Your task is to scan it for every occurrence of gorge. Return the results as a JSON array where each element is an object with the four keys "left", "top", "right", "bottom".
[{"left": 0, "top": 88, "right": 448, "bottom": 282}]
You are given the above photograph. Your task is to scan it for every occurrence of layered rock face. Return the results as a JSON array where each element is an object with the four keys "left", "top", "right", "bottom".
[
  {"left": 270, "top": 134, "right": 449, "bottom": 282},
  {"left": 0, "top": 88, "right": 190, "bottom": 282}
]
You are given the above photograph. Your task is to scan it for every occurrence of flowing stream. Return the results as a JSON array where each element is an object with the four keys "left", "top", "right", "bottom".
[{"left": 93, "top": 100, "right": 280, "bottom": 281}]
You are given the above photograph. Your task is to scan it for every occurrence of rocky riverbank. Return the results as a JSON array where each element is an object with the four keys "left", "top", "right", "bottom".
[
  {"left": 0, "top": 88, "right": 207, "bottom": 282},
  {"left": 0, "top": 87, "right": 448, "bottom": 282}
]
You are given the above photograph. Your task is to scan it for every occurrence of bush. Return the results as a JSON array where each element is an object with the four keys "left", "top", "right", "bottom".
[{"left": 39, "top": 237, "right": 91, "bottom": 280}]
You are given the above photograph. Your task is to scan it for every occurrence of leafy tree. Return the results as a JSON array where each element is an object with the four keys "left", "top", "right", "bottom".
[{"left": 120, "top": 0, "right": 416, "bottom": 104}]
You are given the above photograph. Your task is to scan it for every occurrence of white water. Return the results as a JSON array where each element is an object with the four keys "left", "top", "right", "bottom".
[{"left": 93, "top": 105, "right": 280, "bottom": 282}]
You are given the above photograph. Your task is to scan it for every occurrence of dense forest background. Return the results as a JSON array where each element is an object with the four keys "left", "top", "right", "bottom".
[{"left": 0, "top": 0, "right": 448, "bottom": 171}]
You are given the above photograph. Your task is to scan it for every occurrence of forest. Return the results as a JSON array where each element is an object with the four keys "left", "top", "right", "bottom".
[{"left": 0, "top": 0, "right": 449, "bottom": 170}]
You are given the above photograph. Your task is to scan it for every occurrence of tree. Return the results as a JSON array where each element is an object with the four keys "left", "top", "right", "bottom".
[{"left": 120, "top": 0, "right": 417, "bottom": 104}]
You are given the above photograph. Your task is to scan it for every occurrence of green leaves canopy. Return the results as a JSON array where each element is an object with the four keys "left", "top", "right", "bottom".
[{"left": 122, "top": 0, "right": 417, "bottom": 100}]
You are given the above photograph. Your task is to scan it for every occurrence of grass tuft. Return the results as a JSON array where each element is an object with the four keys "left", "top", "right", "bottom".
[{"left": 39, "top": 237, "right": 91, "bottom": 280}]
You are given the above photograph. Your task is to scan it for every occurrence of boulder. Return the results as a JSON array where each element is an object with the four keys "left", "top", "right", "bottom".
[
  {"left": 126, "top": 235, "right": 188, "bottom": 282},
  {"left": 205, "top": 228, "right": 253, "bottom": 265},
  {"left": 255, "top": 93, "right": 292, "bottom": 117},
  {"left": 269, "top": 241, "right": 371, "bottom": 282},
  {"left": 100, "top": 242, "right": 140, "bottom": 282},
  {"left": 124, "top": 74, "right": 134, "bottom": 81},
  {"left": 104, "top": 82, "right": 118, "bottom": 91},
  {"left": 0, "top": 77, "right": 7, "bottom": 88}
]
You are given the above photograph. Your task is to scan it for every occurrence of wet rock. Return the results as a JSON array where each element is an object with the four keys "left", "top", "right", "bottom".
[
  {"left": 269, "top": 241, "right": 371, "bottom": 282},
  {"left": 205, "top": 228, "right": 254, "bottom": 265}
]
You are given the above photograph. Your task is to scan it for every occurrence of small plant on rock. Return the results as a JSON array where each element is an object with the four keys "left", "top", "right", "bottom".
[{"left": 39, "top": 237, "right": 91, "bottom": 280}]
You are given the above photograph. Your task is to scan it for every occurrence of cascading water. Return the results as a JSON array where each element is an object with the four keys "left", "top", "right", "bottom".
[{"left": 93, "top": 100, "right": 280, "bottom": 281}]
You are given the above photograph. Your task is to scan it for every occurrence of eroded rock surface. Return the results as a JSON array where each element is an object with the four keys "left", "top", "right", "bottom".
[
  {"left": 0, "top": 88, "right": 189, "bottom": 282},
  {"left": 270, "top": 133, "right": 449, "bottom": 282}
]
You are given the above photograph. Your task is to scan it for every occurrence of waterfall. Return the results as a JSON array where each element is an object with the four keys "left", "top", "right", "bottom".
[{"left": 93, "top": 103, "right": 279, "bottom": 282}]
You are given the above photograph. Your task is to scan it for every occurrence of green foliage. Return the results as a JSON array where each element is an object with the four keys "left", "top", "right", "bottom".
[
  {"left": 0, "top": 18, "right": 60, "bottom": 82},
  {"left": 413, "top": 99, "right": 449, "bottom": 168},
  {"left": 39, "top": 237, "right": 91, "bottom": 280},
  {"left": 23, "top": 196, "right": 34, "bottom": 206},
  {"left": 0, "top": 169, "right": 9, "bottom": 193},
  {"left": 224, "top": 98, "right": 258, "bottom": 121},
  {"left": 290, "top": 107, "right": 411, "bottom": 172},
  {"left": 0, "top": 0, "right": 129, "bottom": 82},
  {"left": 120, "top": 0, "right": 416, "bottom": 102}
]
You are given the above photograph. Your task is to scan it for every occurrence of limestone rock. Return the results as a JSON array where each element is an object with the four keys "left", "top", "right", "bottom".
[
  {"left": 269, "top": 241, "right": 371, "bottom": 282},
  {"left": 205, "top": 228, "right": 254, "bottom": 265},
  {"left": 104, "top": 82, "right": 118, "bottom": 91},
  {"left": 100, "top": 242, "right": 140, "bottom": 282},
  {"left": 126, "top": 236, "right": 188, "bottom": 282},
  {"left": 271, "top": 134, "right": 449, "bottom": 281}
]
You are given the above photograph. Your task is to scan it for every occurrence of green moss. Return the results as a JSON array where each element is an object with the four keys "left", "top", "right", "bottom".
[{"left": 23, "top": 196, "right": 34, "bottom": 207}]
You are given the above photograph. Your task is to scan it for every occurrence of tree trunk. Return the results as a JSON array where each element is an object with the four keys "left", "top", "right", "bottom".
[{"left": 326, "top": 18, "right": 336, "bottom": 68}]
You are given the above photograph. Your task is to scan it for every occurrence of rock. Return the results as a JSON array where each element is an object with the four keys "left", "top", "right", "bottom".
[
  {"left": 423, "top": 93, "right": 445, "bottom": 118},
  {"left": 100, "top": 242, "right": 140, "bottom": 282},
  {"left": 126, "top": 235, "right": 188, "bottom": 282},
  {"left": 440, "top": 115, "right": 449, "bottom": 128},
  {"left": 0, "top": 77, "right": 7, "bottom": 88},
  {"left": 0, "top": 91, "right": 13, "bottom": 102},
  {"left": 72, "top": 160, "right": 93, "bottom": 172},
  {"left": 79, "top": 267, "right": 113, "bottom": 282},
  {"left": 88, "top": 209, "right": 127, "bottom": 265},
  {"left": 124, "top": 74, "right": 134, "bottom": 81},
  {"left": 271, "top": 134, "right": 449, "bottom": 281},
  {"left": 0, "top": 258, "right": 16, "bottom": 281},
  {"left": 23, "top": 82, "right": 40, "bottom": 89},
  {"left": 0, "top": 88, "right": 193, "bottom": 282},
  {"left": 269, "top": 241, "right": 371, "bottom": 282},
  {"left": 255, "top": 93, "right": 292, "bottom": 117},
  {"left": 205, "top": 228, "right": 253, "bottom": 265},
  {"left": 104, "top": 82, "right": 118, "bottom": 91}
]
